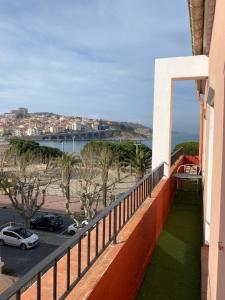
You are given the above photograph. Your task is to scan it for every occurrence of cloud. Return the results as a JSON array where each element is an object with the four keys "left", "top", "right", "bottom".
[{"left": 0, "top": 0, "right": 197, "bottom": 133}]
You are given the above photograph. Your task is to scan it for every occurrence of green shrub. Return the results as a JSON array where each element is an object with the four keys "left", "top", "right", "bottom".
[
  {"left": 173, "top": 141, "right": 199, "bottom": 156},
  {"left": 2, "top": 265, "right": 17, "bottom": 277}
]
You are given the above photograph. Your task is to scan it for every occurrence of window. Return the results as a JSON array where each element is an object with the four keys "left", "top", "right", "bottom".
[{"left": 3, "top": 231, "right": 17, "bottom": 238}]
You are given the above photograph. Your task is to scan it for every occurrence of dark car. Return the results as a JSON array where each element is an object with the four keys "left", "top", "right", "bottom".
[{"left": 30, "top": 214, "right": 64, "bottom": 232}]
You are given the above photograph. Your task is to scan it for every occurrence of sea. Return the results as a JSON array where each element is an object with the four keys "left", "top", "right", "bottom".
[{"left": 39, "top": 132, "right": 199, "bottom": 154}]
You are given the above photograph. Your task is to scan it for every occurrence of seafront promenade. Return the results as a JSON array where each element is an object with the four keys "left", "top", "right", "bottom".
[{"left": 0, "top": 172, "right": 136, "bottom": 214}]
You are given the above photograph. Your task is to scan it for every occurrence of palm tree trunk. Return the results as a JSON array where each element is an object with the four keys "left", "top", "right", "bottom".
[
  {"left": 24, "top": 218, "right": 30, "bottom": 229},
  {"left": 102, "top": 180, "right": 107, "bottom": 207},
  {"left": 130, "top": 164, "right": 133, "bottom": 175},
  {"left": 117, "top": 165, "right": 120, "bottom": 182},
  {"left": 65, "top": 185, "right": 70, "bottom": 214},
  {"left": 102, "top": 171, "right": 108, "bottom": 207}
]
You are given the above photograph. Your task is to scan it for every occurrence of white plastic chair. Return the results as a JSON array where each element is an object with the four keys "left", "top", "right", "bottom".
[{"left": 177, "top": 164, "right": 201, "bottom": 191}]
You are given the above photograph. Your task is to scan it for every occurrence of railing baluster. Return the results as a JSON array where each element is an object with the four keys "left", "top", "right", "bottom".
[
  {"left": 67, "top": 247, "right": 70, "bottom": 291},
  {"left": 136, "top": 187, "right": 139, "bottom": 208},
  {"left": 137, "top": 187, "right": 139, "bottom": 208},
  {"left": 146, "top": 178, "right": 148, "bottom": 196},
  {"left": 103, "top": 216, "right": 106, "bottom": 249},
  {"left": 113, "top": 206, "right": 117, "bottom": 244},
  {"left": 109, "top": 211, "right": 112, "bottom": 241},
  {"left": 131, "top": 191, "right": 134, "bottom": 214},
  {"left": 119, "top": 202, "right": 121, "bottom": 230},
  {"left": 146, "top": 179, "right": 148, "bottom": 197},
  {"left": 123, "top": 198, "right": 126, "bottom": 225},
  {"left": 152, "top": 171, "right": 155, "bottom": 189},
  {"left": 127, "top": 194, "right": 130, "bottom": 219},
  {"left": 141, "top": 179, "right": 147, "bottom": 202},
  {"left": 78, "top": 239, "right": 81, "bottom": 278},
  {"left": 16, "top": 290, "right": 21, "bottom": 300},
  {"left": 143, "top": 180, "right": 145, "bottom": 199},
  {"left": 131, "top": 191, "right": 133, "bottom": 214},
  {"left": 87, "top": 231, "right": 91, "bottom": 266},
  {"left": 134, "top": 185, "right": 138, "bottom": 207},
  {"left": 143, "top": 181, "right": 145, "bottom": 201},
  {"left": 96, "top": 221, "right": 99, "bottom": 256},
  {"left": 150, "top": 174, "right": 152, "bottom": 192},
  {"left": 37, "top": 272, "right": 41, "bottom": 300},
  {"left": 142, "top": 181, "right": 144, "bottom": 201},
  {"left": 140, "top": 183, "right": 143, "bottom": 204},
  {"left": 53, "top": 259, "right": 57, "bottom": 300}
]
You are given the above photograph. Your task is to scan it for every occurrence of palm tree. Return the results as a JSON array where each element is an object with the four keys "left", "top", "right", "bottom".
[
  {"left": 38, "top": 146, "right": 62, "bottom": 169},
  {"left": 7, "top": 142, "right": 36, "bottom": 174},
  {"left": 55, "top": 153, "right": 80, "bottom": 214},
  {"left": 132, "top": 149, "right": 151, "bottom": 180}
]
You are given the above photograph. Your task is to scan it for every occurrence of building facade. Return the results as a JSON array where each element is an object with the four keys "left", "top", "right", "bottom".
[{"left": 152, "top": 0, "right": 225, "bottom": 299}]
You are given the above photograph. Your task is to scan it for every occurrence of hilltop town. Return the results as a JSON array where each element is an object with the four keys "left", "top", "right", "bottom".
[{"left": 0, "top": 107, "right": 151, "bottom": 139}]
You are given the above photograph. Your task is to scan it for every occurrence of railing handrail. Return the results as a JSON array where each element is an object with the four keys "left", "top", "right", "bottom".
[
  {"left": 0, "top": 162, "right": 166, "bottom": 300},
  {"left": 171, "top": 146, "right": 183, "bottom": 156},
  {"left": 171, "top": 147, "right": 183, "bottom": 165}
]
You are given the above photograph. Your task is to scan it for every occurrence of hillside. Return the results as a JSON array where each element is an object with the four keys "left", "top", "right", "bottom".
[{"left": 108, "top": 121, "right": 152, "bottom": 139}]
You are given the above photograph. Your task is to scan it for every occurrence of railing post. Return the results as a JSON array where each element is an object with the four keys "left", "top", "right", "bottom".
[
  {"left": 78, "top": 239, "right": 81, "bottom": 278},
  {"left": 53, "top": 259, "right": 57, "bottom": 300},
  {"left": 95, "top": 221, "right": 99, "bottom": 256},
  {"left": 16, "top": 290, "right": 21, "bottom": 300},
  {"left": 113, "top": 206, "right": 117, "bottom": 244},
  {"left": 66, "top": 248, "right": 71, "bottom": 291},
  {"left": 109, "top": 211, "right": 112, "bottom": 241},
  {"left": 151, "top": 171, "right": 154, "bottom": 194},
  {"left": 37, "top": 273, "right": 41, "bottom": 300}
]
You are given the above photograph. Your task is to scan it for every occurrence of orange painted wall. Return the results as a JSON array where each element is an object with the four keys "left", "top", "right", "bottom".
[
  {"left": 87, "top": 158, "right": 184, "bottom": 300},
  {"left": 184, "top": 155, "right": 199, "bottom": 165}
]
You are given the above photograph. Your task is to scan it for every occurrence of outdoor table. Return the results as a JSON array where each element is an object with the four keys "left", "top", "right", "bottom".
[{"left": 173, "top": 173, "right": 202, "bottom": 192}]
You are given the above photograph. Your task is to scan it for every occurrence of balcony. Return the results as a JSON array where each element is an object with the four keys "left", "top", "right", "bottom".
[
  {"left": 137, "top": 184, "right": 202, "bottom": 300},
  {"left": 1, "top": 150, "right": 202, "bottom": 300}
]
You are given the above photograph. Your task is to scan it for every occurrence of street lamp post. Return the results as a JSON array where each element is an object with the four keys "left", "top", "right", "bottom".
[
  {"left": 134, "top": 141, "right": 142, "bottom": 155},
  {"left": 61, "top": 140, "right": 64, "bottom": 156},
  {"left": 72, "top": 136, "right": 75, "bottom": 153}
]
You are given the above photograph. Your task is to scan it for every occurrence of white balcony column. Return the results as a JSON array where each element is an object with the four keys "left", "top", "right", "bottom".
[
  {"left": 152, "top": 55, "right": 209, "bottom": 177},
  {"left": 205, "top": 105, "right": 214, "bottom": 244}
]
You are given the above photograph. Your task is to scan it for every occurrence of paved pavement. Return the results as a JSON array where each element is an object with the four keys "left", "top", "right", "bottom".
[
  {"left": 0, "top": 207, "right": 73, "bottom": 277},
  {"left": 0, "top": 173, "right": 136, "bottom": 214},
  {"left": 0, "top": 274, "right": 15, "bottom": 294},
  {"left": 0, "top": 194, "right": 82, "bottom": 214}
]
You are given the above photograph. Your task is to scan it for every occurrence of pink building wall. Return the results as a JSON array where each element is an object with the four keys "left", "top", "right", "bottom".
[{"left": 207, "top": 0, "right": 225, "bottom": 298}]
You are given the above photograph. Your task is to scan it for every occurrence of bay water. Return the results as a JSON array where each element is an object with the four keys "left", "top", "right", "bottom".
[{"left": 39, "top": 132, "right": 199, "bottom": 154}]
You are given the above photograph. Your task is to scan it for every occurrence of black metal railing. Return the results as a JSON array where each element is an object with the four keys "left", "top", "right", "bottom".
[
  {"left": 1, "top": 163, "right": 166, "bottom": 300},
  {"left": 171, "top": 147, "right": 183, "bottom": 166}
]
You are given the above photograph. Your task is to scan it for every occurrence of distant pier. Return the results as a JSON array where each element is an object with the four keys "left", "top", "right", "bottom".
[{"left": 22, "top": 130, "right": 114, "bottom": 141}]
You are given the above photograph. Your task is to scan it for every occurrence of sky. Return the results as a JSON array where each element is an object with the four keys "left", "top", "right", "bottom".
[{"left": 0, "top": 0, "right": 199, "bottom": 133}]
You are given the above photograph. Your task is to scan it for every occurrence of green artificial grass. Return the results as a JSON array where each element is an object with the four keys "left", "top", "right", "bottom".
[{"left": 137, "top": 184, "right": 202, "bottom": 300}]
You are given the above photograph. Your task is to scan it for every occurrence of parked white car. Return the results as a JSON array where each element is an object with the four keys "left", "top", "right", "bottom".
[
  {"left": 0, "top": 226, "right": 39, "bottom": 250},
  {"left": 67, "top": 223, "right": 78, "bottom": 235},
  {"left": 67, "top": 220, "right": 96, "bottom": 235},
  {"left": 81, "top": 220, "right": 97, "bottom": 228}
]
